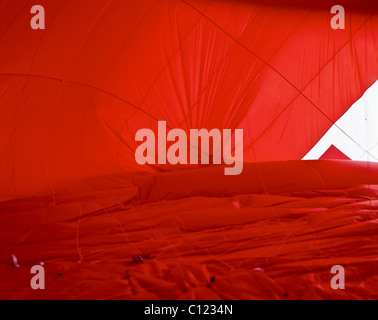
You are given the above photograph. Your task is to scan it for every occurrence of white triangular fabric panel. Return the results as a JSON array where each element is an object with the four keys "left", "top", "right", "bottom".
[{"left": 303, "top": 80, "right": 378, "bottom": 162}]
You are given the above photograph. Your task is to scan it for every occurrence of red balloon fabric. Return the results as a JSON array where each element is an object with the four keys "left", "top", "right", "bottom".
[
  {"left": 0, "top": 0, "right": 377, "bottom": 300},
  {"left": 1, "top": 161, "right": 378, "bottom": 300},
  {"left": 0, "top": 0, "right": 377, "bottom": 197}
]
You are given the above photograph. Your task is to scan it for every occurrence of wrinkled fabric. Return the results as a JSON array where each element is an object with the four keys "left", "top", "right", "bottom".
[{"left": 1, "top": 161, "right": 378, "bottom": 300}]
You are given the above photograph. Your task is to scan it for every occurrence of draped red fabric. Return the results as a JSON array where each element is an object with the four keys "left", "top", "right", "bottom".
[{"left": 0, "top": 0, "right": 377, "bottom": 300}]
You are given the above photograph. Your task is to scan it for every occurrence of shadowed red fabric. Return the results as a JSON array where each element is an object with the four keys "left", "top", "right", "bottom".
[
  {"left": 0, "top": 0, "right": 377, "bottom": 300},
  {"left": 1, "top": 161, "right": 378, "bottom": 300}
]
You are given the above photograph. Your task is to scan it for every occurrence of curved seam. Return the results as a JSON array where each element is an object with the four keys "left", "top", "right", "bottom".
[{"left": 0, "top": 72, "right": 160, "bottom": 121}]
